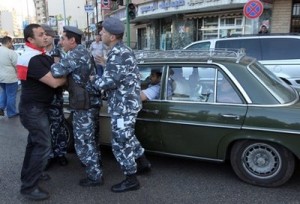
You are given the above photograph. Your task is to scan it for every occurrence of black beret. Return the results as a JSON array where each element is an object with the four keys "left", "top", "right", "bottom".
[
  {"left": 63, "top": 26, "right": 83, "bottom": 36},
  {"left": 102, "top": 17, "right": 125, "bottom": 35},
  {"left": 41, "top": 24, "right": 56, "bottom": 37}
]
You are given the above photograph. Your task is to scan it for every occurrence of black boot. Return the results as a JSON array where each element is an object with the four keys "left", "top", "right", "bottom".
[
  {"left": 44, "top": 158, "right": 56, "bottom": 171},
  {"left": 58, "top": 156, "right": 68, "bottom": 166},
  {"left": 111, "top": 174, "right": 140, "bottom": 193},
  {"left": 79, "top": 176, "right": 104, "bottom": 187},
  {"left": 136, "top": 154, "right": 151, "bottom": 175}
]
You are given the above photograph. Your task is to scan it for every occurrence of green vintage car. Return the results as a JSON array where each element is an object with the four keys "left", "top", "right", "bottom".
[{"left": 65, "top": 49, "right": 300, "bottom": 187}]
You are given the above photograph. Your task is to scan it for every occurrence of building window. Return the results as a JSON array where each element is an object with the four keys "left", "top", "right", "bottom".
[
  {"left": 197, "top": 15, "right": 244, "bottom": 40},
  {"left": 291, "top": 0, "right": 300, "bottom": 33}
]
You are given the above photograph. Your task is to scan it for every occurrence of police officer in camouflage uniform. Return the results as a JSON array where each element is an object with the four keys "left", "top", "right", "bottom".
[
  {"left": 91, "top": 17, "right": 151, "bottom": 193},
  {"left": 41, "top": 24, "right": 68, "bottom": 169},
  {"left": 51, "top": 26, "right": 103, "bottom": 187}
]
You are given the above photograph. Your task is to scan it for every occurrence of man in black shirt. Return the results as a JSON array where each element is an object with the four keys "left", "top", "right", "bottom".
[{"left": 17, "top": 24, "right": 66, "bottom": 201}]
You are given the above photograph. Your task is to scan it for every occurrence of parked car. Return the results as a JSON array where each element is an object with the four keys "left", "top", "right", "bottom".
[
  {"left": 183, "top": 35, "right": 300, "bottom": 88},
  {"left": 64, "top": 49, "right": 300, "bottom": 187},
  {"left": 13, "top": 43, "right": 25, "bottom": 56}
]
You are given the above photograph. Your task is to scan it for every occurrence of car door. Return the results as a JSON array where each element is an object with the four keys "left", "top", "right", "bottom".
[{"left": 158, "top": 64, "right": 248, "bottom": 159}]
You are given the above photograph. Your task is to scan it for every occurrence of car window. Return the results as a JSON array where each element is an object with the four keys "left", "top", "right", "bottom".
[
  {"left": 168, "top": 65, "right": 214, "bottom": 102},
  {"left": 139, "top": 65, "right": 164, "bottom": 100},
  {"left": 248, "top": 62, "right": 297, "bottom": 103},
  {"left": 261, "top": 38, "right": 300, "bottom": 60},
  {"left": 216, "top": 72, "right": 243, "bottom": 104},
  {"left": 185, "top": 42, "right": 210, "bottom": 50},
  {"left": 215, "top": 39, "right": 262, "bottom": 60}
]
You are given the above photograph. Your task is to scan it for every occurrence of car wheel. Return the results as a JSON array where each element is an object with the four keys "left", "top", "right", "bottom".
[
  {"left": 50, "top": 118, "right": 74, "bottom": 153},
  {"left": 230, "top": 140, "right": 295, "bottom": 187},
  {"left": 63, "top": 118, "right": 75, "bottom": 153}
]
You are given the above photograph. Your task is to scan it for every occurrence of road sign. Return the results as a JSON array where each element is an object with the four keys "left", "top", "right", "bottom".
[
  {"left": 243, "top": 0, "right": 264, "bottom": 19},
  {"left": 84, "top": 4, "right": 94, "bottom": 13}
]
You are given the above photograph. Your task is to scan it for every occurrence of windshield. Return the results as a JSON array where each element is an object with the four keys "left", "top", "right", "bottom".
[
  {"left": 13, "top": 43, "right": 24, "bottom": 50},
  {"left": 248, "top": 62, "right": 297, "bottom": 104}
]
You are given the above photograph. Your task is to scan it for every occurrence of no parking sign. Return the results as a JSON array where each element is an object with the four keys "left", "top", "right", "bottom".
[{"left": 243, "top": 0, "right": 264, "bottom": 19}]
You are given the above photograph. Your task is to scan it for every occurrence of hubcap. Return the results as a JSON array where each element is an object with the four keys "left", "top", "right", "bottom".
[{"left": 242, "top": 143, "right": 281, "bottom": 179}]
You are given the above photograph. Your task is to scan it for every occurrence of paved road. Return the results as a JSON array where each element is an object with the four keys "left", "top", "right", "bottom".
[{"left": 1, "top": 94, "right": 300, "bottom": 203}]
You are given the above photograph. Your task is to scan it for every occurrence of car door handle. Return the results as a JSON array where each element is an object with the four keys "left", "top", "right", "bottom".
[
  {"left": 141, "top": 109, "right": 159, "bottom": 114},
  {"left": 221, "top": 114, "right": 240, "bottom": 120}
]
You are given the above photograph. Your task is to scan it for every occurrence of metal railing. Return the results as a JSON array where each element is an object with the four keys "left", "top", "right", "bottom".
[{"left": 134, "top": 49, "right": 246, "bottom": 63}]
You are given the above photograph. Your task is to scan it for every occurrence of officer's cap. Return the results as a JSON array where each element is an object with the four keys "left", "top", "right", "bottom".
[
  {"left": 63, "top": 26, "right": 83, "bottom": 36},
  {"left": 41, "top": 24, "right": 56, "bottom": 37},
  {"left": 102, "top": 17, "right": 124, "bottom": 35}
]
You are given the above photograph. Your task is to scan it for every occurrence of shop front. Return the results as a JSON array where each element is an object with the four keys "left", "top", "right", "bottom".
[{"left": 110, "top": 0, "right": 274, "bottom": 50}]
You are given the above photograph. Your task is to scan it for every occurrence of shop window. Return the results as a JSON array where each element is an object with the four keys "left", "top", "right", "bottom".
[
  {"left": 220, "top": 18, "right": 235, "bottom": 26},
  {"left": 203, "top": 17, "right": 218, "bottom": 27},
  {"left": 138, "top": 28, "right": 148, "bottom": 50},
  {"left": 160, "top": 22, "right": 172, "bottom": 50},
  {"left": 198, "top": 16, "right": 244, "bottom": 40}
]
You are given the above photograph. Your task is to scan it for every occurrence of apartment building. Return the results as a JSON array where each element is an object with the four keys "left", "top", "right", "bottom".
[
  {"left": 33, "top": 0, "right": 49, "bottom": 24},
  {"left": 0, "top": 10, "right": 20, "bottom": 37}
]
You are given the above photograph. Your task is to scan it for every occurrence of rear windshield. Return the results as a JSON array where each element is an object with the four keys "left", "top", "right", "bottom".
[
  {"left": 215, "top": 37, "right": 300, "bottom": 60},
  {"left": 261, "top": 38, "right": 300, "bottom": 60},
  {"left": 215, "top": 39, "right": 261, "bottom": 60},
  {"left": 248, "top": 62, "right": 297, "bottom": 104}
]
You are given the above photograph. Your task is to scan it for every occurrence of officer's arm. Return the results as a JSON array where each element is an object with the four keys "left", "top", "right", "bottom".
[
  {"left": 92, "top": 62, "right": 120, "bottom": 91},
  {"left": 39, "top": 72, "right": 66, "bottom": 88},
  {"left": 51, "top": 58, "right": 74, "bottom": 78}
]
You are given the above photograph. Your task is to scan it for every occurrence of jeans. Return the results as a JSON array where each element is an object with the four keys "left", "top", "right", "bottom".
[
  {"left": 0, "top": 82, "right": 18, "bottom": 117},
  {"left": 19, "top": 103, "right": 51, "bottom": 192}
]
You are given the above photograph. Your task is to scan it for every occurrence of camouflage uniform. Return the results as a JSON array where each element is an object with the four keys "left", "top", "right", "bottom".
[
  {"left": 51, "top": 44, "right": 102, "bottom": 180},
  {"left": 47, "top": 45, "right": 67, "bottom": 159},
  {"left": 92, "top": 41, "right": 144, "bottom": 175}
]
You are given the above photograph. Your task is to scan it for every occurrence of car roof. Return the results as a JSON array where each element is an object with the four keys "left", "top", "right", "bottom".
[{"left": 184, "top": 34, "right": 300, "bottom": 49}]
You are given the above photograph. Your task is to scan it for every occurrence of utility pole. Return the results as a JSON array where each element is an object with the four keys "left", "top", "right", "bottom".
[
  {"left": 26, "top": 0, "right": 29, "bottom": 22},
  {"left": 95, "top": 0, "right": 99, "bottom": 26},
  {"left": 126, "top": 0, "right": 130, "bottom": 47},
  {"left": 86, "top": 0, "right": 90, "bottom": 41},
  {"left": 63, "top": 0, "right": 67, "bottom": 25}
]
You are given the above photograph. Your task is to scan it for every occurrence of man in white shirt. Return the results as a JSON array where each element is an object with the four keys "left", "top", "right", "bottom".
[
  {"left": 0, "top": 36, "right": 18, "bottom": 118},
  {"left": 141, "top": 69, "right": 162, "bottom": 101},
  {"left": 90, "top": 34, "right": 106, "bottom": 77}
]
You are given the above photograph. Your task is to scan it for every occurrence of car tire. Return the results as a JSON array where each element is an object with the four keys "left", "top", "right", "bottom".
[
  {"left": 63, "top": 118, "right": 75, "bottom": 153},
  {"left": 230, "top": 140, "right": 295, "bottom": 187},
  {"left": 50, "top": 117, "right": 75, "bottom": 153}
]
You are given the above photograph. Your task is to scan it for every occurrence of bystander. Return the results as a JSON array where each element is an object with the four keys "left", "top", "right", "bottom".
[{"left": 0, "top": 36, "right": 19, "bottom": 118}]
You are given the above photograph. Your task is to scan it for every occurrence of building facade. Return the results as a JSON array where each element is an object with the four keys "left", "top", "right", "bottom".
[
  {"left": 47, "top": 0, "right": 90, "bottom": 35},
  {"left": 34, "top": 0, "right": 49, "bottom": 24},
  {"left": 0, "top": 10, "right": 20, "bottom": 37},
  {"left": 107, "top": 0, "right": 299, "bottom": 50}
]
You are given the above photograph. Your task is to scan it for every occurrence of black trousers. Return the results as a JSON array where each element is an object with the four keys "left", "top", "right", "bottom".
[{"left": 19, "top": 103, "right": 51, "bottom": 192}]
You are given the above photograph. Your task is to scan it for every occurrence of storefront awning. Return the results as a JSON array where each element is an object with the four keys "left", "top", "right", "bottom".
[{"left": 185, "top": 9, "right": 243, "bottom": 20}]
